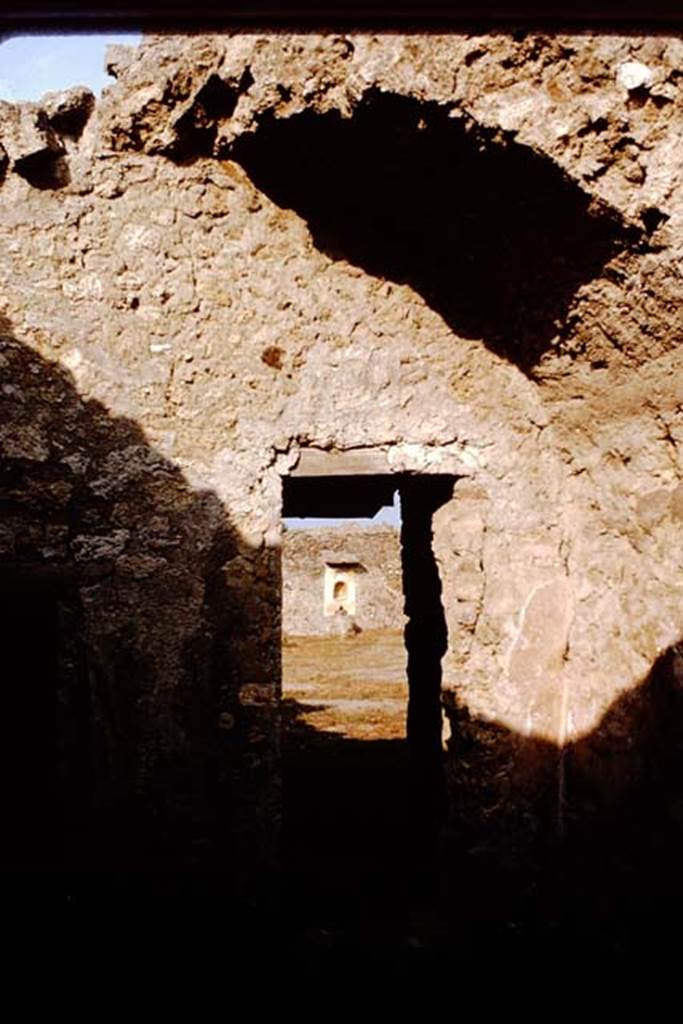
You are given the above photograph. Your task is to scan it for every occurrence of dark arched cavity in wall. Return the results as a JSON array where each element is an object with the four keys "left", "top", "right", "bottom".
[{"left": 230, "top": 91, "right": 636, "bottom": 371}]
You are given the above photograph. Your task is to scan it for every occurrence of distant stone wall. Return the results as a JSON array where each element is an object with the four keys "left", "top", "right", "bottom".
[{"left": 282, "top": 526, "right": 404, "bottom": 635}]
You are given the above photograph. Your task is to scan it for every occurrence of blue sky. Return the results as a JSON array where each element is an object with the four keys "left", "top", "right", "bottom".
[
  {"left": 0, "top": 33, "right": 142, "bottom": 101},
  {"left": 284, "top": 491, "right": 401, "bottom": 530}
]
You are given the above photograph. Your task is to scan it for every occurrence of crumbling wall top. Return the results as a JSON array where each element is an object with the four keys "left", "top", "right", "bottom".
[{"left": 90, "top": 31, "right": 683, "bottom": 228}]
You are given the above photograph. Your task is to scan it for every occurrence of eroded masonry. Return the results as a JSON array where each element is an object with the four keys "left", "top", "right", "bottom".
[{"left": 1, "top": 31, "right": 682, "bottom": 911}]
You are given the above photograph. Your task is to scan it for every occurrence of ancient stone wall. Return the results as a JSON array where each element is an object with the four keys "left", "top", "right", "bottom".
[
  {"left": 282, "top": 525, "right": 404, "bottom": 635},
  {"left": 1, "top": 30, "right": 682, "bottom": 871}
]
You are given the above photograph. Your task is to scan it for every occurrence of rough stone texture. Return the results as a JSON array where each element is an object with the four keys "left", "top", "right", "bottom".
[
  {"left": 282, "top": 526, "right": 404, "bottom": 636},
  {"left": 1, "top": 30, "right": 682, "bottom": 869},
  {"left": 0, "top": 100, "right": 62, "bottom": 164},
  {"left": 42, "top": 86, "right": 96, "bottom": 139}
]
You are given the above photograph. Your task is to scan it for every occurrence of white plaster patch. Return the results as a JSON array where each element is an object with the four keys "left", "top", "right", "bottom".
[
  {"left": 62, "top": 273, "right": 103, "bottom": 300},
  {"left": 386, "top": 441, "right": 482, "bottom": 474},
  {"left": 467, "top": 86, "right": 550, "bottom": 134},
  {"left": 62, "top": 348, "right": 83, "bottom": 370},
  {"left": 617, "top": 60, "right": 653, "bottom": 91},
  {"left": 120, "top": 222, "right": 160, "bottom": 250}
]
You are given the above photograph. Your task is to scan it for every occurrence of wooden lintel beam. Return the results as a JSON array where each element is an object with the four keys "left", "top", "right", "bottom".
[{"left": 289, "top": 448, "right": 393, "bottom": 478}]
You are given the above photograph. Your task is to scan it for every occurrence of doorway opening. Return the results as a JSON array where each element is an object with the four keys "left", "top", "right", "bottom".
[
  {"left": 280, "top": 468, "right": 455, "bottom": 946},
  {"left": 0, "top": 571, "right": 94, "bottom": 892}
]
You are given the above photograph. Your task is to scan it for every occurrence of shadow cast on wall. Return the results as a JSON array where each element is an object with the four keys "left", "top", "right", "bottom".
[
  {"left": 441, "top": 638, "right": 683, "bottom": 956},
  {"left": 231, "top": 91, "right": 637, "bottom": 371},
  {"left": 0, "top": 313, "right": 279, "bottom": 910}
]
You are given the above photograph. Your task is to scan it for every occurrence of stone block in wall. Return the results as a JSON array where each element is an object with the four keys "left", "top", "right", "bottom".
[{"left": 0, "top": 102, "right": 63, "bottom": 165}]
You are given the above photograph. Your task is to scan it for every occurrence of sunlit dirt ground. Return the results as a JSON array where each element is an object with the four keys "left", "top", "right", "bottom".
[{"left": 282, "top": 628, "right": 408, "bottom": 740}]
